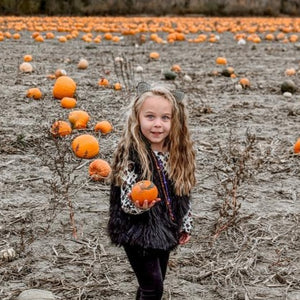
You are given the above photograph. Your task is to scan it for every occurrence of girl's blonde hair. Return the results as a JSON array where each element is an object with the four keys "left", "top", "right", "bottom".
[{"left": 112, "top": 83, "right": 196, "bottom": 196}]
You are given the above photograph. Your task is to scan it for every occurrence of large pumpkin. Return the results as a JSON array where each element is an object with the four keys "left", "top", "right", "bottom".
[
  {"left": 53, "top": 76, "right": 76, "bottom": 99},
  {"left": 71, "top": 134, "right": 99, "bottom": 158},
  {"left": 131, "top": 180, "right": 158, "bottom": 206}
]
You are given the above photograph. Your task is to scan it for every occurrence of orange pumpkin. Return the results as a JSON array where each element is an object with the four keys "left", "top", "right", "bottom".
[
  {"left": 239, "top": 77, "right": 250, "bottom": 89},
  {"left": 285, "top": 68, "right": 296, "bottom": 76},
  {"left": 171, "top": 64, "right": 181, "bottom": 73},
  {"left": 53, "top": 76, "right": 76, "bottom": 99},
  {"left": 71, "top": 134, "right": 99, "bottom": 158},
  {"left": 114, "top": 83, "right": 122, "bottom": 90},
  {"left": 13, "top": 33, "right": 20, "bottom": 39},
  {"left": 294, "top": 138, "right": 300, "bottom": 154},
  {"left": 51, "top": 121, "right": 72, "bottom": 137},
  {"left": 94, "top": 120, "right": 113, "bottom": 134},
  {"left": 112, "top": 36, "right": 120, "bottom": 42},
  {"left": 23, "top": 55, "right": 32, "bottom": 62},
  {"left": 131, "top": 180, "right": 158, "bottom": 206},
  {"left": 58, "top": 36, "right": 67, "bottom": 43},
  {"left": 98, "top": 78, "right": 109, "bottom": 86},
  {"left": 68, "top": 110, "right": 90, "bottom": 129},
  {"left": 46, "top": 32, "right": 55, "bottom": 39},
  {"left": 61, "top": 97, "right": 77, "bottom": 109},
  {"left": 88, "top": 159, "right": 111, "bottom": 180},
  {"left": 149, "top": 52, "right": 160, "bottom": 60},
  {"left": 104, "top": 33, "right": 113, "bottom": 40},
  {"left": 34, "top": 35, "right": 44, "bottom": 42},
  {"left": 216, "top": 57, "right": 227, "bottom": 65},
  {"left": 26, "top": 88, "right": 42, "bottom": 100}
]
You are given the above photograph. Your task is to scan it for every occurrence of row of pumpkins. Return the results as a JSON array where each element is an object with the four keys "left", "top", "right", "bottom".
[{"left": 23, "top": 56, "right": 113, "bottom": 181}]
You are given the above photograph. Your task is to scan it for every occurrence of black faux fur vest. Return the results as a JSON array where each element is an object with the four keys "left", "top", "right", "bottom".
[{"left": 107, "top": 147, "right": 190, "bottom": 252}]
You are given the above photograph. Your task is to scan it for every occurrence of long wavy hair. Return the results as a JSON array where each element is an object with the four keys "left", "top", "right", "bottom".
[{"left": 111, "top": 84, "right": 196, "bottom": 196}]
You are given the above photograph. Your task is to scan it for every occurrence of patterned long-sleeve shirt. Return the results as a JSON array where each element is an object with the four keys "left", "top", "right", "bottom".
[{"left": 120, "top": 151, "right": 193, "bottom": 234}]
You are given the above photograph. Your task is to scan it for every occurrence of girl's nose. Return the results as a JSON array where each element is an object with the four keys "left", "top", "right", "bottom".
[{"left": 153, "top": 118, "right": 162, "bottom": 126}]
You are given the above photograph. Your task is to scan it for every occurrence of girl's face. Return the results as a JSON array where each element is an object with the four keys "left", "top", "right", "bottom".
[{"left": 138, "top": 95, "right": 172, "bottom": 152}]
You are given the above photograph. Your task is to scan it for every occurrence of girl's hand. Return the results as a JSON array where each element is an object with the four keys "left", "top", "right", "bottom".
[
  {"left": 128, "top": 193, "right": 161, "bottom": 210},
  {"left": 179, "top": 232, "right": 191, "bottom": 245}
]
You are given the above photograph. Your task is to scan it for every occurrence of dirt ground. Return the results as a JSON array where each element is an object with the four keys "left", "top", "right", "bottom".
[{"left": 0, "top": 29, "right": 300, "bottom": 300}]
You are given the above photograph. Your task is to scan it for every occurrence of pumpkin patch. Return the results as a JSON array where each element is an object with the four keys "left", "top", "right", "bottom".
[{"left": 2, "top": 14, "right": 300, "bottom": 300}]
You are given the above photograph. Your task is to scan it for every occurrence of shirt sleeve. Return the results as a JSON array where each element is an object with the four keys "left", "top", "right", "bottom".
[
  {"left": 120, "top": 167, "right": 149, "bottom": 215},
  {"left": 181, "top": 203, "right": 193, "bottom": 234}
]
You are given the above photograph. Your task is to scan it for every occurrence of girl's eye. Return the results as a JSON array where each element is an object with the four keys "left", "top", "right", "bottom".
[
  {"left": 146, "top": 115, "right": 154, "bottom": 119},
  {"left": 162, "top": 115, "right": 171, "bottom": 120}
]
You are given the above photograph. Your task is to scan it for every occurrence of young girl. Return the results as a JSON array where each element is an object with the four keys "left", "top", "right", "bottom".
[{"left": 108, "top": 82, "right": 196, "bottom": 299}]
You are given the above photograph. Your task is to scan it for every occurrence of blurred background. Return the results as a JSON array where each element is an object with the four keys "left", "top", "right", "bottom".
[{"left": 0, "top": 0, "right": 299, "bottom": 16}]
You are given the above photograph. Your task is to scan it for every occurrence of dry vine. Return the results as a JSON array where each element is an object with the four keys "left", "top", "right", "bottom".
[{"left": 213, "top": 129, "right": 264, "bottom": 238}]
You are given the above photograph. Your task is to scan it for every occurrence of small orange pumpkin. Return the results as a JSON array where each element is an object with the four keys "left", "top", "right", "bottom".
[
  {"left": 98, "top": 78, "right": 109, "bottom": 87},
  {"left": 26, "top": 88, "right": 42, "bottom": 100},
  {"left": 285, "top": 68, "right": 296, "bottom": 76},
  {"left": 61, "top": 97, "right": 77, "bottom": 109},
  {"left": 34, "top": 35, "right": 44, "bottom": 42},
  {"left": 23, "top": 55, "right": 32, "bottom": 62},
  {"left": 94, "top": 121, "right": 113, "bottom": 134},
  {"left": 114, "top": 83, "right": 122, "bottom": 90},
  {"left": 294, "top": 138, "right": 300, "bottom": 154},
  {"left": 53, "top": 76, "right": 76, "bottom": 99},
  {"left": 46, "top": 32, "right": 55, "bottom": 39},
  {"left": 88, "top": 159, "right": 111, "bottom": 180},
  {"left": 149, "top": 52, "right": 160, "bottom": 60},
  {"left": 239, "top": 77, "right": 250, "bottom": 89},
  {"left": 51, "top": 121, "right": 72, "bottom": 137},
  {"left": 131, "top": 180, "right": 158, "bottom": 206},
  {"left": 13, "top": 33, "right": 20, "bottom": 39},
  {"left": 171, "top": 64, "right": 181, "bottom": 73},
  {"left": 104, "top": 33, "right": 113, "bottom": 40},
  {"left": 68, "top": 110, "right": 90, "bottom": 129},
  {"left": 71, "top": 134, "right": 99, "bottom": 159},
  {"left": 112, "top": 36, "right": 120, "bottom": 42},
  {"left": 58, "top": 36, "right": 67, "bottom": 43},
  {"left": 216, "top": 57, "right": 227, "bottom": 65}
]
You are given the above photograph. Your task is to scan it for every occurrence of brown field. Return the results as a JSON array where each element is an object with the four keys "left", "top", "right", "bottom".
[{"left": 0, "top": 17, "right": 300, "bottom": 300}]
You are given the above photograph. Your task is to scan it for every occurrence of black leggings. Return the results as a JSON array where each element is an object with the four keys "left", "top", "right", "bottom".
[{"left": 124, "top": 245, "right": 170, "bottom": 300}]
